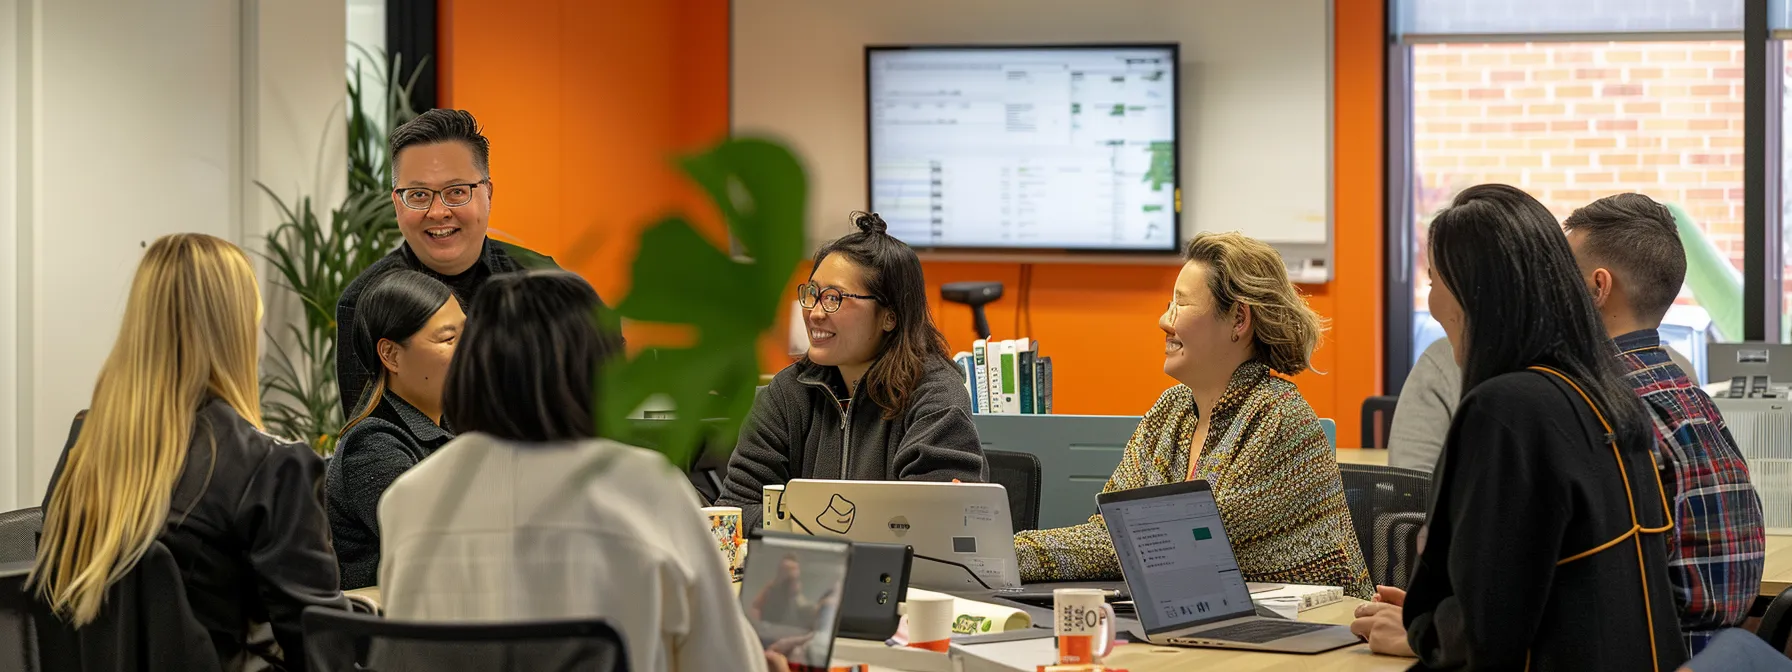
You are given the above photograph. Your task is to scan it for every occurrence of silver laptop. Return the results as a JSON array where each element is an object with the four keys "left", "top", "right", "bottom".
[
  {"left": 1097, "top": 479, "right": 1359, "bottom": 654},
  {"left": 781, "top": 479, "right": 1022, "bottom": 591}
]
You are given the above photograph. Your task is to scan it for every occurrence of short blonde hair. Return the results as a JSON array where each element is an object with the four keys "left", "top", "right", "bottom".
[{"left": 1182, "top": 232, "right": 1326, "bottom": 375}]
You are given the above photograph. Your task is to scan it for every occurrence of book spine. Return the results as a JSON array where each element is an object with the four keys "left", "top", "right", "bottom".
[
  {"left": 1036, "top": 357, "right": 1053, "bottom": 414},
  {"left": 1018, "top": 347, "right": 1036, "bottom": 414},
  {"left": 954, "top": 353, "right": 977, "bottom": 413},
  {"left": 997, "top": 340, "right": 1019, "bottom": 414},
  {"left": 986, "top": 341, "right": 1007, "bottom": 414},
  {"left": 1299, "top": 589, "right": 1344, "bottom": 611},
  {"left": 972, "top": 340, "right": 991, "bottom": 414}
]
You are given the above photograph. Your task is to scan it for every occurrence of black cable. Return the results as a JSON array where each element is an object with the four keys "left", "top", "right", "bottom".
[
  {"left": 1021, "top": 264, "right": 1034, "bottom": 338},
  {"left": 784, "top": 505, "right": 992, "bottom": 590}
]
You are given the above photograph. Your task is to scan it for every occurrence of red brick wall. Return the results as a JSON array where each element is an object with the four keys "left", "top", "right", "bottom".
[{"left": 1410, "top": 41, "right": 1746, "bottom": 315}]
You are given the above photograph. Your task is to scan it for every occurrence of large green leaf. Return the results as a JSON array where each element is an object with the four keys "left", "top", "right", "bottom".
[{"left": 590, "top": 137, "right": 807, "bottom": 467}]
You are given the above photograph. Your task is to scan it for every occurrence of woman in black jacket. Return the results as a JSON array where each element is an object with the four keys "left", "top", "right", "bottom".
[
  {"left": 326, "top": 269, "right": 463, "bottom": 589},
  {"left": 34, "top": 233, "right": 346, "bottom": 671},
  {"left": 720, "top": 212, "right": 987, "bottom": 530},
  {"left": 1349, "top": 185, "right": 1685, "bottom": 670}
]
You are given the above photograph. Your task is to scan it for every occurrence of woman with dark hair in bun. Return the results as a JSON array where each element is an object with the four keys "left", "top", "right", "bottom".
[{"left": 719, "top": 211, "right": 987, "bottom": 530}]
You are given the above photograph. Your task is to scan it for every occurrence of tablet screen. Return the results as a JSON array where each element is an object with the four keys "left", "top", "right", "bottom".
[{"left": 740, "top": 533, "right": 853, "bottom": 670}]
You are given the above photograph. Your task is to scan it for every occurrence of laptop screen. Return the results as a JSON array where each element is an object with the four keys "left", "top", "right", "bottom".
[
  {"left": 740, "top": 533, "right": 852, "bottom": 670},
  {"left": 1098, "top": 480, "right": 1255, "bottom": 634}
]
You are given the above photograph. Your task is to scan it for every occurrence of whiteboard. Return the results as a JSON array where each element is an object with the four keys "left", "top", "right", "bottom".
[{"left": 732, "top": 0, "right": 1333, "bottom": 273}]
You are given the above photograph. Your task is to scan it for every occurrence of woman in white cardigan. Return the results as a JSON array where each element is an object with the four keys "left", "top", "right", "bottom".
[{"left": 376, "top": 270, "right": 767, "bottom": 672}]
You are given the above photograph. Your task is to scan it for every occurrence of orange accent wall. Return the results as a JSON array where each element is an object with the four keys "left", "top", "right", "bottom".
[{"left": 438, "top": 0, "right": 1385, "bottom": 442}]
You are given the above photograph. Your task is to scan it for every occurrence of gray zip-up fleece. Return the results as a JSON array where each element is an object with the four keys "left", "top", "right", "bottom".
[{"left": 719, "top": 358, "right": 989, "bottom": 530}]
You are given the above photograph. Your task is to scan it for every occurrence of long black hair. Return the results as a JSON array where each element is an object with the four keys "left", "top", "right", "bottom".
[
  {"left": 1429, "top": 184, "right": 1650, "bottom": 451},
  {"left": 442, "top": 270, "right": 622, "bottom": 442},
  {"left": 343, "top": 269, "right": 454, "bottom": 433},
  {"left": 806, "top": 211, "right": 952, "bottom": 420}
]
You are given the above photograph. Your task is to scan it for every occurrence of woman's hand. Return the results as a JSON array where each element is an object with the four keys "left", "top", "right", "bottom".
[
  {"left": 765, "top": 649, "right": 791, "bottom": 672},
  {"left": 1349, "top": 602, "right": 1416, "bottom": 658},
  {"left": 1371, "top": 585, "right": 1406, "bottom": 607}
]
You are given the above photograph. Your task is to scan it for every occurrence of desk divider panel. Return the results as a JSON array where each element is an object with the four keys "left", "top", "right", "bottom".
[{"left": 971, "top": 414, "right": 1142, "bottom": 531}]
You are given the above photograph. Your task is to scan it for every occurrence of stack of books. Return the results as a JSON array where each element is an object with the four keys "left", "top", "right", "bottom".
[{"left": 953, "top": 338, "right": 1052, "bottom": 415}]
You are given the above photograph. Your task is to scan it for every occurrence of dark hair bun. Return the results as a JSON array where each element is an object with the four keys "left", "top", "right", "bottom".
[{"left": 850, "top": 211, "right": 889, "bottom": 235}]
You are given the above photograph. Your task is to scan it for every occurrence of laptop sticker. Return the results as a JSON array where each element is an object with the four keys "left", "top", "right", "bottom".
[
  {"left": 817, "top": 493, "right": 857, "bottom": 534},
  {"left": 887, "top": 515, "right": 911, "bottom": 537}
]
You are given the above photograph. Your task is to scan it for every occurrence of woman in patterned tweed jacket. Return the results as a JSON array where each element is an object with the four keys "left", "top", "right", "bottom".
[{"left": 1014, "top": 232, "right": 1373, "bottom": 599}]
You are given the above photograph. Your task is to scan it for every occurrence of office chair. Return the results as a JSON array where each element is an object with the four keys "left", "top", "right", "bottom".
[
  {"left": 302, "top": 608, "right": 630, "bottom": 672},
  {"left": 0, "top": 508, "right": 42, "bottom": 565},
  {"left": 1338, "top": 464, "right": 1432, "bottom": 588},
  {"left": 1, "top": 541, "right": 221, "bottom": 672},
  {"left": 984, "top": 450, "right": 1042, "bottom": 532},
  {"left": 1757, "top": 585, "right": 1792, "bottom": 654},
  {"left": 1360, "top": 396, "right": 1398, "bottom": 449}
]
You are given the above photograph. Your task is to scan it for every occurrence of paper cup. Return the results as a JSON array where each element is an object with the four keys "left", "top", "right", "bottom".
[
  {"left": 903, "top": 592, "right": 954, "bottom": 653},
  {"left": 1053, "top": 588, "right": 1116, "bottom": 664},
  {"left": 700, "top": 506, "right": 744, "bottom": 580}
]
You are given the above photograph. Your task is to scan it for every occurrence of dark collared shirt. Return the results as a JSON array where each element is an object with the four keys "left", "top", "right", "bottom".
[
  {"left": 334, "top": 238, "right": 560, "bottom": 419},
  {"left": 1615, "top": 329, "right": 1766, "bottom": 654},
  {"left": 325, "top": 392, "right": 455, "bottom": 589}
]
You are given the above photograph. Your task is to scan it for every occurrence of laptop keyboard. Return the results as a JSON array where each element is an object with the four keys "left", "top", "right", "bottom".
[{"left": 1171, "top": 620, "right": 1337, "bottom": 644}]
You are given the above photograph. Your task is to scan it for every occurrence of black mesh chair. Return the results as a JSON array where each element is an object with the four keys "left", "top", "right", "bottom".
[
  {"left": 1, "top": 541, "right": 221, "bottom": 672},
  {"left": 1757, "top": 585, "right": 1792, "bottom": 653},
  {"left": 1338, "top": 464, "right": 1432, "bottom": 588},
  {"left": 1360, "top": 396, "right": 1399, "bottom": 449},
  {"left": 985, "top": 450, "right": 1042, "bottom": 532},
  {"left": 302, "top": 608, "right": 629, "bottom": 672},
  {"left": 0, "top": 508, "right": 42, "bottom": 565}
]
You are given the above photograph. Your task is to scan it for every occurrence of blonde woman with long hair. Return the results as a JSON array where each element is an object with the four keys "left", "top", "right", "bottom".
[
  {"left": 32, "top": 233, "right": 345, "bottom": 670},
  {"left": 1012, "top": 232, "right": 1372, "bottom": 598}
]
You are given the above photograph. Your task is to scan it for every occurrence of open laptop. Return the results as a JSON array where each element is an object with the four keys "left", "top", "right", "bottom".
[
  {"left": 1097, "top": 479, "right": 1359, "bottom": 654},
  {"left": 780, "top": 480, "right": 1022, "bottom": 590},
  {"left": 739, "top": 532, "right": 853, "bottom": 671}
]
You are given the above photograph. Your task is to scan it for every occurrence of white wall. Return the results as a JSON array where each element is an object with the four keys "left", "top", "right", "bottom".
[
  {"left": 0, "top": 0, "right": 345, "bottom": 510},
  {"left": 732, "top": 0, "right": 1333, "bottom": 269}
]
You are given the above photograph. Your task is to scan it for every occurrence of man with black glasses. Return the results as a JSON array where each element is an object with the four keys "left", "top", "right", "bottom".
[{"left": 334, "top": 109, "right": 566, "bottom": 418}]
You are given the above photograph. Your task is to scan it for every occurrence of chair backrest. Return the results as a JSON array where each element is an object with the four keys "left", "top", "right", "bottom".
[
  {"left": 5, "top": 540, "right": 220, "bottom": 672},
  {"left": 984, "top": 450, "right": 1042, "bottom": 532},
  {"left": 301, "top": 607, "right": 630, "bottom": 672},
  {"left": 0, "top": 508, "right": 43, "bottom": 565},
  {"left": 1360, "top": 396, "right": 1398, "bottom": 449},
  {"left": 972, "top": 414, "right": 1141, "bottom": 530},
  {"left": 1337, "top": 464, "right": 1432, "bottom": 588},
  {"left": 1318, "top": 419, "right": 1337, "bottom": 449},
  {"left": 0, "top": 562, "right": 38, "bottom": 672},
  {"left": 1757, "top": 585, "right": 1792, "bottom": 654}
]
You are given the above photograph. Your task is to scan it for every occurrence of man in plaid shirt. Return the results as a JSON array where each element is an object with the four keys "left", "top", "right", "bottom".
[{"left": 1565, "top": 193, "right": 1767, "bottom": 654}]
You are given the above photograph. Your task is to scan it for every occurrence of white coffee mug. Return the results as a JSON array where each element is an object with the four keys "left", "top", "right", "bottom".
[
  {"left": 762, "top": 484, "right": 792, "bottom": 531},
  {"left": 902, "top": 592, "right": 955, "bottom": 652},
  {"left": 1053, "top": 588, "right": 1116, "bottom": 664}
]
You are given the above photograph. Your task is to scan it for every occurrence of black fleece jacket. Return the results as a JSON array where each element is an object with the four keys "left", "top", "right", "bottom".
[{"left": 719, "top": 358, "right": 988, "bottom": 530}]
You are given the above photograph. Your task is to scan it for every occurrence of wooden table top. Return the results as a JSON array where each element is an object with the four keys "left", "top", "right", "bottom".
[{"left": 1335, "top": 448, "right": 1390, "bottom": 466}]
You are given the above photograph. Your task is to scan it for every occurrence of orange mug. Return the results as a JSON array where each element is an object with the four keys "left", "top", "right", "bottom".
[{"left": 1053, "top": 588, "right": 1116, "bottom": 664}]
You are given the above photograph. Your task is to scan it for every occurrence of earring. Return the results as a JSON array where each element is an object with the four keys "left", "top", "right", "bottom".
[{"left": 1230, "top": 334, "right": 1239, "bottom": 343}]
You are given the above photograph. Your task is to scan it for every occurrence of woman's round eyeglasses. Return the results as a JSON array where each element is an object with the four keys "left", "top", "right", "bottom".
[
  {"left": 798, "top": 282, "right": 881, "bottom": 313},
  {"left": 393, "top": 179, "right": 490, "bottom": 211}
]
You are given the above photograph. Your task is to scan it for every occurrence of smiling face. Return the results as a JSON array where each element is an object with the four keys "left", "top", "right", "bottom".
[
  {"left": 380, "top": 297, "right": 467, "bottom": 415},
  {"left": 804, "top": 254, "right": 893, "bottom": 373},
  {"left": 392, "top": 141, "right": 492, "bottom": 276},
  {"left": 1158, "top": 261, "right": 1250, "bottom": 388}
]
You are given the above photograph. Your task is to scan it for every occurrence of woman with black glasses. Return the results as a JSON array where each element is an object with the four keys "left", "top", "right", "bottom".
[{"left": 719, "top": 211, "right": 987, "bottom": 530}]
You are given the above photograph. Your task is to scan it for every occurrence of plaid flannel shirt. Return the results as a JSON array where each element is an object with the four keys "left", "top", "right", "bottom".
[{"left": 1615, "top": 330, "right": 1767, "bottom": 655}]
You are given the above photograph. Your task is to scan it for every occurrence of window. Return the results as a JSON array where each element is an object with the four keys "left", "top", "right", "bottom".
[{"left": 1410, "top": 42, "right": 1744, "bottom": 381}]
